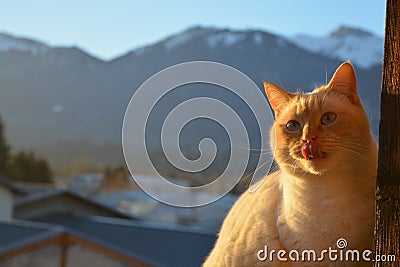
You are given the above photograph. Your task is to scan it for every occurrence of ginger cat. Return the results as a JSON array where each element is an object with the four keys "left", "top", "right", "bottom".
[{"left": 203, "top": 62, "right": 377, "bottom": 267}]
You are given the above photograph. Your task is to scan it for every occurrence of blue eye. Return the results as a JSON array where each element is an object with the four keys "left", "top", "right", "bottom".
[
  {"left": 321, "top": 112, "right": 337, "bottom": 125},
  {"left": 286, "top": 120, "right": 301, "bottom": 131}
]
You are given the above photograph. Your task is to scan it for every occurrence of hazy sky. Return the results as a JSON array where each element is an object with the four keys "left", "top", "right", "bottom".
[{"left": 0, "top": 0, "right": 386, "bottom": 60}]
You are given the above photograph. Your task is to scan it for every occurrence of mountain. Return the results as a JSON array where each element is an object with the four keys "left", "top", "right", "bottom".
[
  {"left": 0, "top": 26, "right": 383, "bottom": 175},
  {"left": 290, "top": 26, "right": 383, "bottom": 69},
  {"left": 0, "top": 32, "right": 49, "bottom": 54}
]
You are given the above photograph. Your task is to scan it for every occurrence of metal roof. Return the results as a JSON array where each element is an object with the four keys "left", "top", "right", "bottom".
[
  {"left": 14, "top": 189, "right": 135, "bottom": 219},
  {"left": 0, "top": 176, "right": 26, "bottom": 195},
  {"left": 37, "top": 214, "right": 216, "bottom": 267},
  {"left": 0, "top": 219, "right": 64, "bottom": 255},
  {"left": 0, "top": 219, "right": 158, "bottom": 266}
]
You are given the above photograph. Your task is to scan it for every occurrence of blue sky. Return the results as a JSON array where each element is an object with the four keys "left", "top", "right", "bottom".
[{"left": 0, "top": 0, "right": 386, "bottom": 60}]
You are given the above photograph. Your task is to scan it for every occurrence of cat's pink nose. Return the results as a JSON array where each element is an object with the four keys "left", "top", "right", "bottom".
[
  {"left": 302, "top": 140, "right": 322, "bottom": 160},
  {"left": 302, "top": 134, "right": 317, "bottom": 143}
]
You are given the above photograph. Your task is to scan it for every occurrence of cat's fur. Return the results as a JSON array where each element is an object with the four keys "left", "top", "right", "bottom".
[{"left": 203, "top": 62, "right": 377, "bottom": 267}]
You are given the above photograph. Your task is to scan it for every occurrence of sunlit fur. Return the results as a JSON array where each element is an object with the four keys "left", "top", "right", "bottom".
[{"left": 203, "top": 62, "right": 377, "bottom": 267}]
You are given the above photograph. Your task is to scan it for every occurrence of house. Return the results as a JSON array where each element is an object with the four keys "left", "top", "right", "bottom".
[
  {"left": 35, "top": 214, "right": 216, "bottom": 267},
  {"left": 13, "top": 189, "right": 133, "bottom": 220},
  {"left": 0, "top": 178, "right": 217, "bottom": 266},
  {"left": 94, "top": 189, "right": 237, "bottom": 228},
  {"left": 0, "top": 176, "right": 25, "bottom": 220},
  {"left": 0, "top": 219, "right": 156, "bottom": 267}
]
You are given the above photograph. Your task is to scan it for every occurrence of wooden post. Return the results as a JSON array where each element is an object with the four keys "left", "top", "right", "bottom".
[{"left": 374, "top": 0, "right": 400, "bottom": 266}]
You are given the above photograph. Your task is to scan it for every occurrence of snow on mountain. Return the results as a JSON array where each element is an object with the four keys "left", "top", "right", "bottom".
[
  {"left": 0, "top": 32, "right": 49, "bottom": 55},
  {"left": 253, "top": 32, "right": 263, "bottom": 45},
  {"left": 163, "top": 27, "right": 259, "bottom": 50},
  {"left": 161, "top": 25, "right": 383, "bottom": 69},
  {"left": 164, "top": 27, "right": 216, "bottom": 50},
  {"left": 164, "top": 29, "right": 201, "bottom": 51},
  {"left": 206, "top": 31, "right": 247, "bottom": 47},
  {"left": 289, "top": 26, "right": 383, "bottom": 69}
]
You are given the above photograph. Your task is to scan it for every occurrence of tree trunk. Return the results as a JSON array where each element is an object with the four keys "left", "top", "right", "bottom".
[{"left": 374, "top": 0, "right": 400, "bottom": 266}]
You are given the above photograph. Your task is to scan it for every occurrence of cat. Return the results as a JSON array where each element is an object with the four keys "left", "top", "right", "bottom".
[{"left": 203, "top": 62, "right": 377, "bottom": 267}]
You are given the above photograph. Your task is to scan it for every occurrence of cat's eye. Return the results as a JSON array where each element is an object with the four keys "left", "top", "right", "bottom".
[
  {"left": 321, "top": 112, "right": 337, "bottom": 125},
  {"left": 286, "top": 120, "right": 301, "bottom": 131}
]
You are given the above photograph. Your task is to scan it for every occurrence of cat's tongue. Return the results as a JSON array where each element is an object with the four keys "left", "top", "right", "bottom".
[{"left": 302, "top": 141, "right": 323, "bottom": 160}]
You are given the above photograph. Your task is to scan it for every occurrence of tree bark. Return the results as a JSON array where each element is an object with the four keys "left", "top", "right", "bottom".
[{"left": 374, "top": 0, "right": 400, "bottom": 266}]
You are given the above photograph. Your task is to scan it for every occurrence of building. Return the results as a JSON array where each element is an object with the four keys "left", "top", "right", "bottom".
[
  {"left": 13, "top": 189, "right": 132, "bottom": 220},
  {"left": 0, "top": 176, "right": 25, "bottom": 220},
  {"left": 0, "top": 219, "right": 155, "bottom": 267},
  {"left": 36, "top": 214, "right": 216, "bottom": 267},
  {"left": 0, "top": 178, "right": 217, "bottom": 266}
]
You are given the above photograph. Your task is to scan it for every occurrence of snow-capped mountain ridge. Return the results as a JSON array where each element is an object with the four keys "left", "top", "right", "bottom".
[
  {"left": 162, "top": 26, "right": 253, "bottom": 50},
  {"left": 163, "top": 26, "right": 216, "bottom": 50},
  {"left": 0, "top": 26, "right": 383, "bottom": 69},
  {"left": 159, "top": 26, "right": 296, "bottom": 54},
  {"left": 0, "top": 32, "right": 49, "bottom": 55},
  {"left": 146, "top": 25, "right": 383, "bottom": 69},
  {"left": 290, "top": 26, "right": 383, "bottom": 69},
  {"left": 330, "top": 25, "right": 374, "bottom": 38}
]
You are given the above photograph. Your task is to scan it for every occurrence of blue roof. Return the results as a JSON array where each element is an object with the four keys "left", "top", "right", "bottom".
[
  {"left": 0, "top": 176, "right": 26, "bottom": 194},
  {"left": 37, "top": 214, "right": 217, "bottom": 267},
  {"left": 0, "top": 219, "right": 158, "bottom": 266},
  {"left": 14, "top": 189, "right": 135, "bottom": 219},
  {"left": 0, "top": 220, "right": 62, "bottom": 253}
]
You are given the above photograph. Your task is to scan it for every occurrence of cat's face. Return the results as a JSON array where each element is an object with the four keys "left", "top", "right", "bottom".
[{"left": 265, "top": 62, "right": 372, "bottom": 176}]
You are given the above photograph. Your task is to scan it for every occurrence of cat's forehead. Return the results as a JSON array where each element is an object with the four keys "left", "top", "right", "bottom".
[
  {"left": 279, "top": 91, "right": 333, "bottom": 120},
  {"left": 292, "top": 93, "right": 323, "bottom": 113}
]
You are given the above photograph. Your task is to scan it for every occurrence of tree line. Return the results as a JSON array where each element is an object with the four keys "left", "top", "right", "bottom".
[{"left": 0, "top": 115, "right": 52, "bottom": 183}]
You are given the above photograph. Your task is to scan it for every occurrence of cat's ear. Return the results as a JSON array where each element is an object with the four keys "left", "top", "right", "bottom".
[
  {"left": 264, "top": 82, "right": 293, "bottom": 113},
  {"left": 325, "top": 61, "right": 361, "bottom": 105}
]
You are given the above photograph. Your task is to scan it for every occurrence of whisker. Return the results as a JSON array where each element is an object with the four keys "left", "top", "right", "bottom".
[
  {"left": 243, "top": 159, "right": 277, "bottom": 190},
  {"left": 333, "top": 145, "right": 371, "bottom": 160}
]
